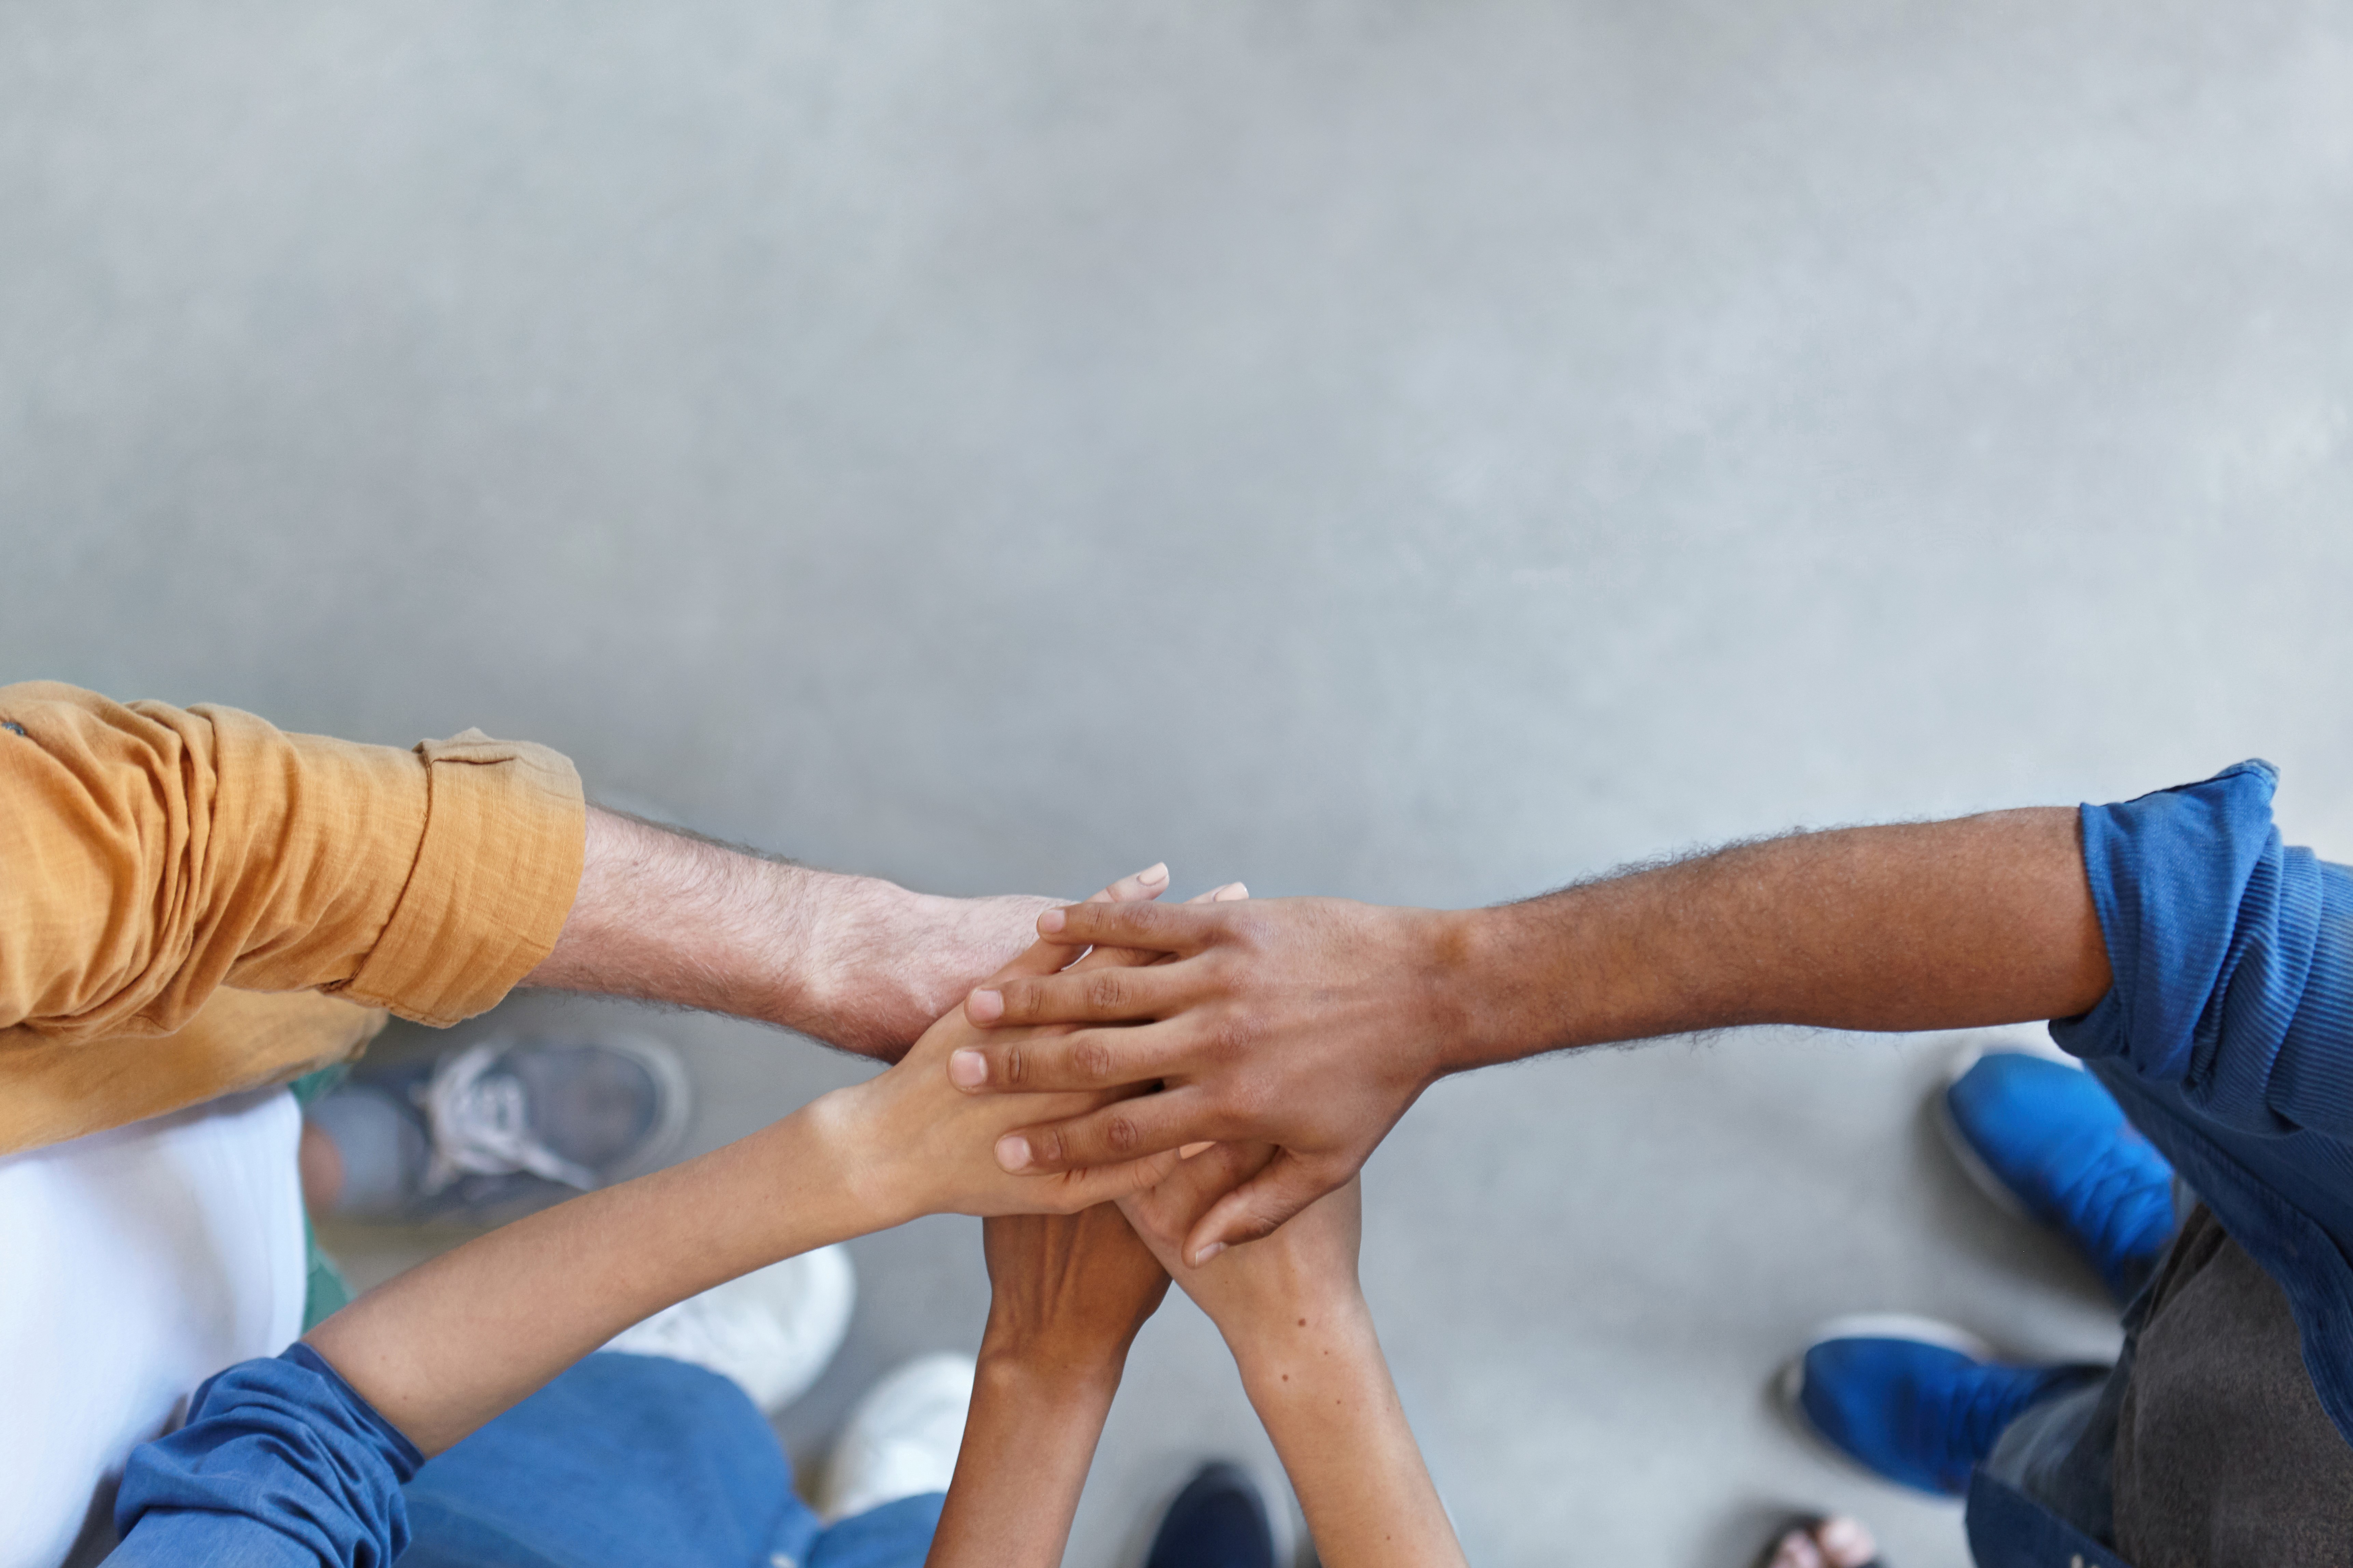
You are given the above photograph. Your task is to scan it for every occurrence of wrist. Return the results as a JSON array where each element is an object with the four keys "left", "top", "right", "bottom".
[
  {"left": 973, "top": 1337, "right": 1126, "bottom": 1414},
  {"left": 1419, "top": 906, "right": 1503, "bottom": 1076},
  {"left": 793, "top": 1087, "right": 921, "bottom": 1235},
  {"left": 1229, "top": 1292, "right": 1384, "bottom": 1405},
  {"left": 760, "top": 867, "right": 932, "bottom": 1054}
]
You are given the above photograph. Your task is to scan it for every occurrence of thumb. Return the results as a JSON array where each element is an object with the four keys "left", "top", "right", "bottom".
[{"left": 1182, "top": 1149, "right": 1339, "bottom": 1266}]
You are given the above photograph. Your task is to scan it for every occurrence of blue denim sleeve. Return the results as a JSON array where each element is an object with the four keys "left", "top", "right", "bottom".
[
  {"left": 2053, "top": 759, "right": 2353, "bottom": 1138},
  {"left": 109, "top": 1342, "right": 423, "bottom": 1568}
]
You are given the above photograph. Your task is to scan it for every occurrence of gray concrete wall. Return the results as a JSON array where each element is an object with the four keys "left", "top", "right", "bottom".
[{"left": 4, "top": 4, "right": 2349, "bottom": 1564}]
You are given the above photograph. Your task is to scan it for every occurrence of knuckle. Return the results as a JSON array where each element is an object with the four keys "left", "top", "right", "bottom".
[
  {"left": 1002, "top": 1044, "right": 1027, "bottom": 1088},
  {"left": 1221, "top": 1073, "right": 1275, "bottom": 1125},
  {"left": 1084, "top": 972, "right": 1127, "bottom": 1012},
  {"left": 1032, "top": 1126, "right": 1064, "bottom": 1166},
  {"left": 1205, "top": 1009, "right": 1260, "bottom": 1063},
  {"left": 1103, "top": 1113, "right": 1142, "bottom": 1154},
  {"left": 1222, "top": 1087, "right": 1263, "bottom": 1129},
  {"left": 1071, "top": 1035, "right": 1118, "bottom": 1084}
]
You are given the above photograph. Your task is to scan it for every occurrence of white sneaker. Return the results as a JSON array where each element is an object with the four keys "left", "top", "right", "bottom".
[
  {"left": 602, "top": 1245, "right": 855, "bottom": 1414},
  {"left": 817, "top": 1352, "right": 976, "bottom": 1523}
]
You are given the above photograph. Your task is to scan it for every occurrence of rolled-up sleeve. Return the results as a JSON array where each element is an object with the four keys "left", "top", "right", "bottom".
[
  {"left": 2054, "top": 759, "right": 2353, "bottom": 1139},
  {"left": 0, "top": 682, "right": 584, "bottom": 1041},
  {"left": 111, "top": 1344, "right": 423, "bottom": 1568}
]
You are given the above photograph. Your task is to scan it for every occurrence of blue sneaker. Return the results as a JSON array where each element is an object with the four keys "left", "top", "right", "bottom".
[
  {"left": 1782, "top": 1315, "right": 2103, "bottom": 1496},
  {"left": 1936, "top": 1045, "right": 2175, "bottom": 1300},
  {"left": 1146, "top": 1462, "right": 1279, "bottom": 1568}
]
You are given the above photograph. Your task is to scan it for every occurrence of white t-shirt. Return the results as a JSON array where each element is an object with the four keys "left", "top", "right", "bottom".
[{"left": 0, "top": 1089, "right": 307, "bottom": 1568}]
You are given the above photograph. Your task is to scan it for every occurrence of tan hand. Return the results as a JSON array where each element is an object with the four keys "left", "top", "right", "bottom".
[{"left": 953, "top": 897, "right": 1447, "bottom": 1262}]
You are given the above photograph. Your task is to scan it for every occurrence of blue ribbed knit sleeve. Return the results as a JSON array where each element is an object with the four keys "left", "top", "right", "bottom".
[
  {"left": 109, "top": 1343, "right": 422, "bottom": 1568},
  {"left": 2054, "top": 760, "right": 2353, "bottom": 1138}
]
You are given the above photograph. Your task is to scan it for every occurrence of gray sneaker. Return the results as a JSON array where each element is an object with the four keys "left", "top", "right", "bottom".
[{"left": 308, "top": 1033, "right": 691, "bottom": 1224}]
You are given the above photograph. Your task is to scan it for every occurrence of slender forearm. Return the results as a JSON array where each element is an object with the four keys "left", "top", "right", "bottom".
[
  {"left": 526, "top": 806, "right": 1046, "bottom": 1057},
  {"left": 1229, "top": 1300, "right": 1464, "bottom": 1568},
  {"left": 306, "top": 1104, "right": 872, "bottom": 1453},
  {"left": 1441, "top": 806, "right": 2110, "bottom": 1071},
  {"left": 928, "top": 1354, "right": 1120, "bottom": 1568}
]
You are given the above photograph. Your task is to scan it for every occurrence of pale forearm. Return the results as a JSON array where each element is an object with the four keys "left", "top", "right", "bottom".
[
  {"left": 1231, "top": 1303, "right": 1463, "bottom": 1568},
  {"left": 527, "top": 806, "right": 1047, "bottom": 1058},
  {"left": 306, "top": 1104, "right": 871, "bottom": 1453},
  {"left": 928, "top": 1356, "right": 1118, "bottom": 1568},
  {"left": 1441, "top": 806, "right": 2110, "bottom": 1071}
]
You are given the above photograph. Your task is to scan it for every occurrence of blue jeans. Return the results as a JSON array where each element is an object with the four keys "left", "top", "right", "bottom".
[
  {"left": 1983, "top": 1373, "right": 2115, "bottom": 1537},
  {"left": 396, "top": 1352, "right": 941, "bottom": 1568}
]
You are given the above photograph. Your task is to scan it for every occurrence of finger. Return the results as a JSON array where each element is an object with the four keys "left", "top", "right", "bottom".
[
  {"left": 973, "top": 958, "right": 1197, "bottom": 1031},
  {"left": 1116, "top": 1140, "right": 1268, "bottom": 1262},
  {"left": 1181, "top": 1149, "right": 1347, "bottom": 1266},
  {"left": 951, "top": 1013, "right": 1194, "bottom": 1093},
  {"left": 1038, "top": 1147, "right": 1188, "bottom": 1212},
  {"left": 983, "top": 865, "right": 1172, "bottom": 987},
  {"left": 1089, "top": 863, "right": 1171, "bottom": 905},
  {"left": 993, "top": 1083, "right": 1212, "bottom": 1173},
  {"left": 1063, "top": 888, "right": 1223, "bottom": 973},
  {"left": 1133, "top": 884, "right": 1247, "bottom": 971},
  {"left": 1030, "top": 899, "right": 1228, "bottom": 952}
]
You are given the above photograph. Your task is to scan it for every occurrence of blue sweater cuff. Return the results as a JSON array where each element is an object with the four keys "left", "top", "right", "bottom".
[{"left": 112, "top": 1342, "right": 422, "bottom": 1567}]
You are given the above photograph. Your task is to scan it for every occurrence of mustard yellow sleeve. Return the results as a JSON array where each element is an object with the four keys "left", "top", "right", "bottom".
[
  {"left": 0, "top": 990, "right": 389, "bottom": 1153},
  {"left": 0, "top": 681, "right": 586, "bottom": 1042}
]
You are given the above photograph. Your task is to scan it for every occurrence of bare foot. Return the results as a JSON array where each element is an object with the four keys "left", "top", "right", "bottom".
[{"left": 1764, "top": 1515, "right": 1879, "bottom": 1568}]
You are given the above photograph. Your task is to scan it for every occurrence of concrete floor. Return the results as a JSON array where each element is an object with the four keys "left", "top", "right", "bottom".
[{"left": 6, "top": 4, "right": 2353, "bottom": 1563}]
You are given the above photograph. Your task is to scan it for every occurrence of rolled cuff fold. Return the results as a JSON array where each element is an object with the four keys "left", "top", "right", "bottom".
[{"left": 341, "top": 732, "right": 585, "bottom": 1027}]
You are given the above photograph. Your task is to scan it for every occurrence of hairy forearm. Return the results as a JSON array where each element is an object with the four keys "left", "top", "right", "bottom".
[
  {"left": 306, "top": 1104, "right": 871, "bottom": 1453},
  {"left": 526, "top": 807, "right": 1044, "bottom": 1058},
  {"left": 1229, "top": 1300, "right": 1464, "bottom": 1568},
  {"left": 928, "top": 1353, "right": 1119, "bottom": 1568},
  {"left": 1439, "top": 806, "right": 2110, "bottom": 1071}
]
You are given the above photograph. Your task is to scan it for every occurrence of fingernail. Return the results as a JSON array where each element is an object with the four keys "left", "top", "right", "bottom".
[
  {"left": 1191, "top": 1242, "right": 1225, "bottom": 1266},
  {"left": 949, "top": 1050, "right": 988, "bottom": 1088},
  {"left": 966, "top": 988, "right": 1003, "bottom": 1023},
  {"left": 1214, "top": 882, "right": 1249, "bottom": 901},
  {"left": 1179, "top": 1141, "right": 1214, "bottom": 1158},
  {"left": 995, "top": 1135, "right": 1032, "bottom": 1172},
  {"left": 1038, "top": 908, "right": 1066, "bottom": 934},
  {"left": 1136, "top": 862, "right": 1168, "bottom": 886}
]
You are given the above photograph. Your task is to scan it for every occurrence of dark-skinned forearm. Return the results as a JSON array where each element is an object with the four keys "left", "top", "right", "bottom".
[
  {"left": 928, "top": 1349, "right": 1121, "bottom": 1568},
  {"left": 1437, "top": 806, "right": 2110, "bottom": 1071}
]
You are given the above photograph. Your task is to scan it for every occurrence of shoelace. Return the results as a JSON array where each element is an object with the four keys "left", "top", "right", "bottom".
[
  {"left": 415, "top": 1043, "right": 599, "bottom": 1195},
  {"left": 1909, "top": 1358, "right": 2075, "bottom": 1493},
  {"left": 2048, "top": 1134, "right": 2173, "bottom": 1287}
]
